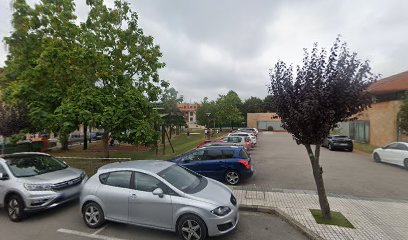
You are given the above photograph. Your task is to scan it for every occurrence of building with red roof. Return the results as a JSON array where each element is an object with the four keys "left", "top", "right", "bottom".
[{"left": 350, "top": 71, "right": 408, "bottom": 146}]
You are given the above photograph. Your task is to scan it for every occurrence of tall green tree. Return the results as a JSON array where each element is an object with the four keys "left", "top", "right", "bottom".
[
  {"left": 3, "top": 0, "right": 85, "bottom": 149},
  {"left": 216, "top": 91, "right": 243, "bottom": 128},
  {"left": 76, "top": 0, "right": 167, "bottom": 157},
  {"left": 263, "top": 95, "right": 277, "bottom": 112},
  {"left": 269, "top": 38, "right": 377, "bottom": 219},
  {"left": 196, "top": 99, "right": 217, "bottom": 127},
  {"left": 242, "top": 96, "right": 264, "bottom": 116}
]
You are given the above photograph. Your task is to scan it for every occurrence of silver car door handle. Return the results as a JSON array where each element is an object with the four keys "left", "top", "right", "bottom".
[{"left": 130, "top": 194, "right": 137, "bottom": 199}]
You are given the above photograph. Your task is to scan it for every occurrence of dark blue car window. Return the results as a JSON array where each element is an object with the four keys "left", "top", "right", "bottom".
[
  {"left": 222, "top": 150, "right": 235, "bottom": 159},
  {"left": 204, "top": 150, "right": 223, "bottom": 160},
  {"left": 239, "top": 150, "right": 249, "bottom": 159}
]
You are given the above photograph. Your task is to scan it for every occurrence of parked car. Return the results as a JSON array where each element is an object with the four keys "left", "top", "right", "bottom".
[
  {"left": 373, "top": 142, "right": 408, "bottom": 169},
  {"left": 171, "top": 146, "right": 254, "bottom": 185},
  {"left": 223, "top": 136, "right": 252, "bottom": 151},
  {"left": 322, "top": 135, "right": 353, "bottom": 152},
  {"left": 196, "top": 139, "right": 224, "bottom": 148},
  {"left": 80, "top": 160, "right": 239, "bottom": 240},
  {"left": 0, "top": 152, "right": 87, "bottom": 221},
  {"left": 228, "top": 132, "right": 257, "bottom": 147},
  {"left": 238, "top": 128, "right": 258, "bottom": 136}
]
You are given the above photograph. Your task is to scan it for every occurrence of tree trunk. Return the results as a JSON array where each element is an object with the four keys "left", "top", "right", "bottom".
[
  {"left": 83, "top": 124, "right": 88, "bottom": 150},
  {"left": 59, "top": 133, "right": 69, "bottom": 150},
  {"left": 305, "top": 144, "right": 331, "bottom": 219},
  {"left": 102, "top": 131, "right": 110, "bottom": 158}
]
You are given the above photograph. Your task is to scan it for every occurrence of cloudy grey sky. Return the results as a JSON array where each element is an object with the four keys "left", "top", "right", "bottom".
[{"left": 1, "top": 0, "right": 408, "bottom": 102}]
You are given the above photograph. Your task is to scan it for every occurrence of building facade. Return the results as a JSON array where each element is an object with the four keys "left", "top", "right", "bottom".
[
  {"left": 177, "top": 103, "right": 201, "bottom": 128},
  {"left": 247, "top": 113, "right": 284, "bottom": 131}
]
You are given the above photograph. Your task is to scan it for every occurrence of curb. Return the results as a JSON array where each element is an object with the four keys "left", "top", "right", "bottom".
[{"left": 239, "top": 204, "right": 324, "bottom": 240}]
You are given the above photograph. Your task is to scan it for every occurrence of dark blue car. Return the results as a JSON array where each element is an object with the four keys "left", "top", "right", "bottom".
[{"left": 171, "top": 146, "right": 254, "bottom": 185}]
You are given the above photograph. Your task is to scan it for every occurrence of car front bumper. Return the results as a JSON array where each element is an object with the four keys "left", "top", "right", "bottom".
[
  {"left": 206, "top": 207, "right": 240, "bottom": 236},
  {"left": 23, "top": 179, "right": 87, "bottom": 212}
]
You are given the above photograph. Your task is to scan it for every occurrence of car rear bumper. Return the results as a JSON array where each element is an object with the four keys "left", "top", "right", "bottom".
[{"left": 332, "top": 143, "right": 353, "bottom": 149}]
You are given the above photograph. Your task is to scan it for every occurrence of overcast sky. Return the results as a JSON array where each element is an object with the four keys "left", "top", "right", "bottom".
[{"left": 1, "top": 0, "right": 408, "bottom": 102}]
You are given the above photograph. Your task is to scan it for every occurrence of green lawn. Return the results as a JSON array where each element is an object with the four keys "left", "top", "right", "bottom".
[
  {"left": 310, "top": 209, "right": 354, "bottom": 228},
  {"left": 353, "top": 142, "right": 378, "bottom": 154},
  {"left": 51, "top": 131, "right": 227, "bottom": 175}
]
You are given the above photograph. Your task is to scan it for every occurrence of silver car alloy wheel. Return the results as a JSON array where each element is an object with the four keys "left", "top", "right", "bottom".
[
  {"left": 226, "top": 171, "right": 239, "bottom": 185},
  {"left": 8, "top": 199, "right": 20, "bottom": 220},
  {"left": 181, "top": 220, "right": 201, "bottom": 240},
  {"left": 85, "top": 206, "right": 100, "bottom": 226}
]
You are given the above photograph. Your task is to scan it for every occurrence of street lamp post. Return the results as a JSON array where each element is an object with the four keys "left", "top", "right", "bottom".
[{"left": 205, "top": 113, "right": 211, "bottom": 139}]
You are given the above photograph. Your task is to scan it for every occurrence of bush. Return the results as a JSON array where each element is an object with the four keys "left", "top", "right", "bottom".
[{"left": 267, "top": 126, "right": 274, "bottom": 131}]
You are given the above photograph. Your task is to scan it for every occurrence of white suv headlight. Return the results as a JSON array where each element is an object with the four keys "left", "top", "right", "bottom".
[
  {"left": 211, "top": 206, "right": 231, "bottom": 216},
  {"left": 24, "top": 183, "right": 52, "bottom": 191}
]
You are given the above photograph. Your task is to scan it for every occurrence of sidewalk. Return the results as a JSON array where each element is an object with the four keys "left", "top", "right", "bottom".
[{"left": 232, "top": 188, "right": 408, "bottom": 240}]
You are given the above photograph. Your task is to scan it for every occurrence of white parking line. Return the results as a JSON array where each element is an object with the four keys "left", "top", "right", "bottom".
[
  {"left": 92, "top": 225, "right": 109, "bottom": 235},
  {"left": 57, "top": 228, "right": 126, "bottom": 240}
]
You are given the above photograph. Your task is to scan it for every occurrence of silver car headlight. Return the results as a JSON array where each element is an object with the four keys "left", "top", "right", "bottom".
[
  {"left": 211, "top": 206, "right": 231, "bottom": 216},
  {"left": 24, "top": 183, "right": 53, "bottom": 191}
]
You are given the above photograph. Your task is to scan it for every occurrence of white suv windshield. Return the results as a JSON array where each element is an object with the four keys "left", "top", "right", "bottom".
[{"left": 5, "top": 155, "right": 68, "bottom": 178}]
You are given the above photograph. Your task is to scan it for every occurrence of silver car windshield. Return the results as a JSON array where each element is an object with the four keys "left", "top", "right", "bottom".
[
  {"left": 158, "top": 165, "right": 201, "bottom": 193},
  {"left": 5, "top": 155, "right": 68, "bottom": 178}
]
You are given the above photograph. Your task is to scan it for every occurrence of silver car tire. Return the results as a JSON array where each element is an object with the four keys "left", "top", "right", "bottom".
[
  {"left": 177, "top": 214, "right": 207, "bottom": 240},
  {"left": 6, "top": 195, "right": 25, "bottom": 222},
  {"left": 225, "top": 170, "right": 240, "bottom": 185},
  {"left": 404, "top": 159, "right": 408, "bottom": 170},
  {"left": 373, "top": 153, "right": 381, "bottom": 163},
  {"left": 83, "top": 202, "right": 105, "bottom": 228}
]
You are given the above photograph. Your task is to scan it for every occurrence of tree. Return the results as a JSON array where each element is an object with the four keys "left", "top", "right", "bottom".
[
  {"left": 76, "top": 0, "right": 167, "bottom": 157},
  {"left": 196, "top": 99, "right": 217, "bottom": 127},
  {"left": 161, "top": 87, "right": 185, "bottom": 136},
  {"left": 3, "top": 0, "right": 85, "bottom": 150},
  {"left": 0, "top": 102, "right": 31, "bottom": 139},
  {"left": 399, "top": 94, "right": 408, "bottom": 133},
  {"left": 242, "top": 97, "right": 264, "bottom": 116},
  {"left": 263, "top": 95, "right": 277, "bottom": 112},
  {"left": 216, "top": 91, "right": 243, "bottom": 129},
  {"left": 268, "top": 37, "right": 377, "bottom": 219}
]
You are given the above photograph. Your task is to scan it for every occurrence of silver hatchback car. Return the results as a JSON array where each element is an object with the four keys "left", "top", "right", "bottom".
[
  {"left": 80, "top": 160, "right": 239, "bottom": 240},
  {"left": 0, "top": 152, "right": 87, "bottom": 221}
]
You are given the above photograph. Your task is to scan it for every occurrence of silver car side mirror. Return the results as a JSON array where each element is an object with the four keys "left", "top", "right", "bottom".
[{"left": 152, "top": 188, "right": 164, "bottom": 198}]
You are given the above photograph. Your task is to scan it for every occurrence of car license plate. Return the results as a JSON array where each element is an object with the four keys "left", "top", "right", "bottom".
[{"left": 340, "top": 143, "right": 348, "bottom": 146}]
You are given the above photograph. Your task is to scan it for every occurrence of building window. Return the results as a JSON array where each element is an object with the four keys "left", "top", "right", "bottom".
[
  {"left": 190, "top": 117, "right": 193, "bottom": 122},
  {"left": 190, "top": 112, "right": 194, "bottom": 116}
]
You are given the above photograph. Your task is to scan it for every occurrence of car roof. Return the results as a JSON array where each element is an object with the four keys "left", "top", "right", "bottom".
[
  {"left": 97, "top": 160, "right": 174, "bottom": 174},
  {"left": 198, "top": 145, "right": 242, "bottom": 150}
]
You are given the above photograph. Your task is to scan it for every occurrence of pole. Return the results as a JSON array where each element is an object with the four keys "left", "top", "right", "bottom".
[
  {"left": 162, "top": 125, "right": 165, "bottom": 155},
  {"left": 164, "top": 128, "right": 175, "bottom": 153}
]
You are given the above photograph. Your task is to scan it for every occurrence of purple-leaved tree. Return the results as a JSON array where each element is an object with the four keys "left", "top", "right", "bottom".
[{"left": 268, "top": 37, "right": 378, "bottom": 219}]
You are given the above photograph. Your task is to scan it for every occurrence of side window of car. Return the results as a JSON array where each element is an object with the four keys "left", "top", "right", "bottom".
[
  {"left": 103, "top": 171, "right": 132, "bottom": 188},
  {"left": 0, "top": 164, "right": 6, "bottom": 174},
  {"left": 185, "top": 149, "right": 204, "bottom": 161},
  {"left": 223, "top": 150, "right": 235, "bottom": 159},
  {"left": 204, "top": 150, "right": 223, "bottom": 160},
  {"left": 134, "top": 172, "right": 176, "bottom": 195},
  {"left": 397, "top": 143, "right": 408, "bottom": 151},
  {"left": 385, "top": 143, "right": 399, "bottom": 150}
]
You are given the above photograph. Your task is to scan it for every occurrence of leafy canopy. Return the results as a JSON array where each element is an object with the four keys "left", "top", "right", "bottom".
[{"left": 269, "top": 37, "right": 377, "bottom": 145}]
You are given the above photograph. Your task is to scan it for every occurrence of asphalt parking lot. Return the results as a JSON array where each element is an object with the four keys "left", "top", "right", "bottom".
[
  {"left": 245, "top": 132, "right": 408, "bottom": 200},
  {"left": 0, "top": 201, "right": 307, "bottom": 240}
]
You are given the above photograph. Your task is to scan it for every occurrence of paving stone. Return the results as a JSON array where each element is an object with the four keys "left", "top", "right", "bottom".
[{"left": 235, "top": 188, "right": 408, "bottom": 240}]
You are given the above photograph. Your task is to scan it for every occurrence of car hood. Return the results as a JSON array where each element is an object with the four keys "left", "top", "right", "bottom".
[
  {"left": 18, "top": 167, "right": 82, "bottom": 184},
  {"left": 187, "top": 178, "right": 232, "bottom": 206}
]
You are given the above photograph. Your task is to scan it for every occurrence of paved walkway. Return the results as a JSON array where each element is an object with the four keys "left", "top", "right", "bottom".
[{"left": 233, "top": 188, "right": 408, "bottom": 240}]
